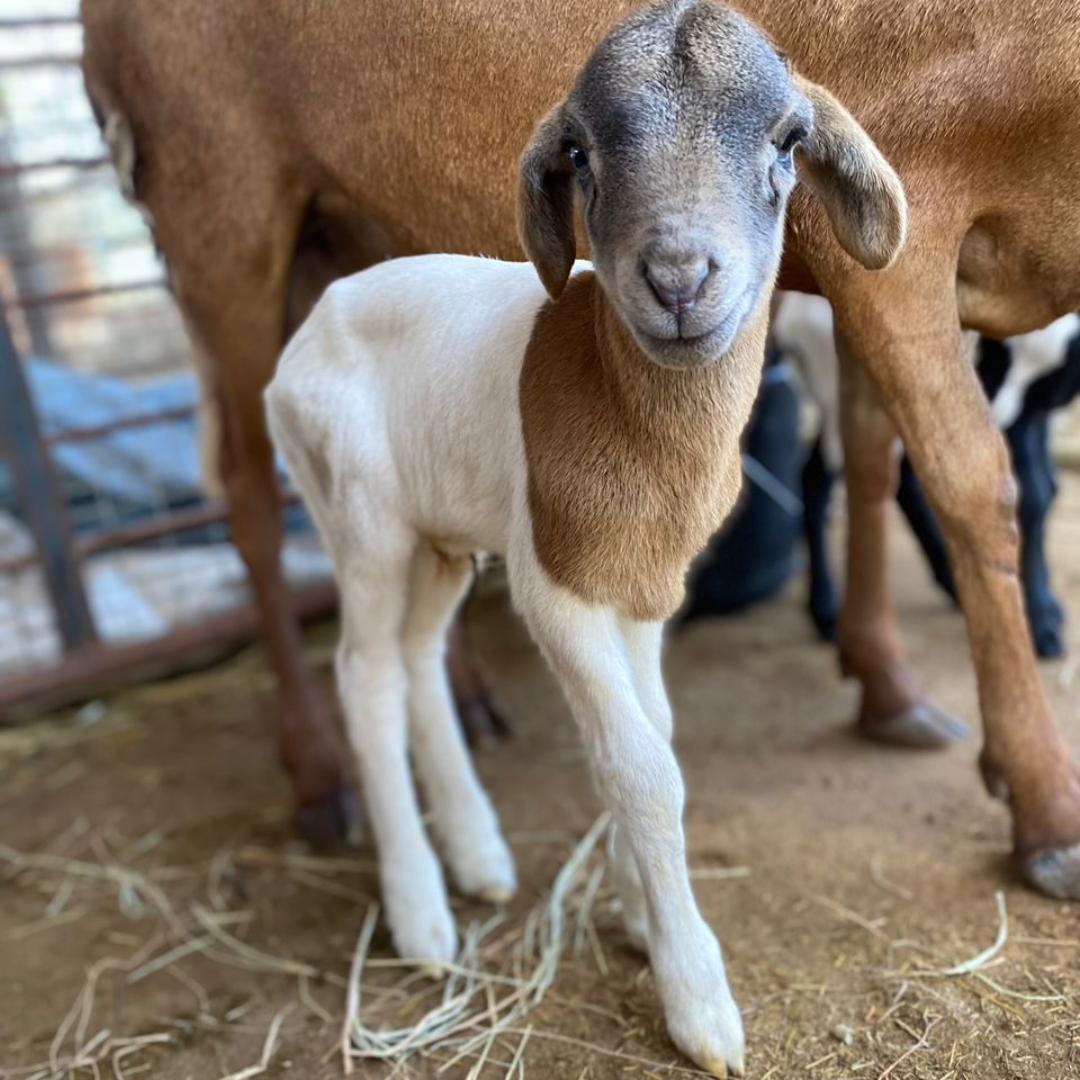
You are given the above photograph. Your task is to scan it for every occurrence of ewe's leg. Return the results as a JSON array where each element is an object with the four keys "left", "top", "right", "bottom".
[
  {"left": 833, "top": 267, "right": 1080, "bottom": 898},
  {"left": 514, "top": 567, "right": 742, "bottom": 1078},
  {"left": 835, "top": 345, "right": 968, "bottom": 749},
  {"left": 161, "top": 173, "right": 353, "bottom": 846},
  {"left": 336, "top": 549, "right": 456, "bottom": 963},
  {"left": 404, "top": 545, "right": 516, "bottom": 901}
]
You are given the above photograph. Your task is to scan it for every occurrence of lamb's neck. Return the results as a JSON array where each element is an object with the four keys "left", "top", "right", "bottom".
[{"left": 590, "top": 278, "right": 769, "bottom": 458}]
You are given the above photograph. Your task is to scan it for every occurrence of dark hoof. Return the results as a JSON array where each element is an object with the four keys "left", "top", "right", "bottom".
[
  {"left": 459, "top": 693, "right": 513, "bottom": 748},
  {"left": 1033, "top": 624, "right": 1066, "bottom": 659},
  {"left": 295, "top": 782, "right": 363, "bottom": 848},
  {"left": 809, "top": 606, "right": 837, "bottom": 642},
  {"left": 858, "top": 703, "right": 970, "bottom": 750},
  {"left": 1020, "top": 844, "right": 1080, "bottom": 900}
]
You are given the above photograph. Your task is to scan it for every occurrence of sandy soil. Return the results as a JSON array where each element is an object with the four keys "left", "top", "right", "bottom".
[{"left": 3, "top": 478, "right": 1080, "bottom": 1080}]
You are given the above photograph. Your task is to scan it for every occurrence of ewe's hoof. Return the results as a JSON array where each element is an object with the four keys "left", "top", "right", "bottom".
[
  {"left": 1020, "top": 844, "right": 1080, "bottom": 900},
  {"left": 858, "top": 703, "right": 969, "bottom": 750},
  {"left": 294, "top": 782, "right": 363, "bottom": 847}
]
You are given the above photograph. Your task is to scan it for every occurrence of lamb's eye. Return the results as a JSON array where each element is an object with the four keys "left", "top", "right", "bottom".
[
  {"left": 777, "top": 126, "right": 806, "bottom": 157},
  {"left": 568, "top": 145, "right": 590, "bottom": 172}
]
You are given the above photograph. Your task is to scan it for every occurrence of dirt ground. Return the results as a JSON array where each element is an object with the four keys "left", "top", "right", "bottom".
[{"left": 4, "top": 479, "right": 1080, "bottom": 1080}]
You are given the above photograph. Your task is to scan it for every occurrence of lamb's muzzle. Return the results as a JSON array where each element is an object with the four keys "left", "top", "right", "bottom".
[{"left": 266, "top": 2, "right": 905, "bottom": 1075}]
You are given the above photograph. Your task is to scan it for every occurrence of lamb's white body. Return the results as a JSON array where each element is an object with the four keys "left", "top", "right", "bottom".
[
  {"left": 274, "top": 256, "right": 549, "bottom": 560},
  {"left": 267, "top": 253, "right": 744, "bottom": 1074}
]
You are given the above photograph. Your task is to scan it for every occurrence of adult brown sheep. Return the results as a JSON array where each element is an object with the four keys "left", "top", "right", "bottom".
[{"left": 80, "top": 0, "right": 1080, "bottom": 899}]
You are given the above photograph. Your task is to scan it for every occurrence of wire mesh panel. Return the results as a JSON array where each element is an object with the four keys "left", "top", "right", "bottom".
[{"left": 0, "top": 4, "right": 331, "bottom": 709}]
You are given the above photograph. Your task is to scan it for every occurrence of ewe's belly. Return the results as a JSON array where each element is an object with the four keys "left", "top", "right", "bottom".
[{"left": 957, "top": 219, "right": 1080, "bottom": 337}]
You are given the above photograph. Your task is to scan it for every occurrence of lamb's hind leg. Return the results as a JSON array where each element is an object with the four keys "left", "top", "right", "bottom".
[
  {"left": 335, "top": 540, "right": 456, "bottom": 963},
  {"left": 404, "top": 544, "right": 516, "bottom": 902},
  {"left": 513, "top": 559, "right": 742, "bottom": 1078}
]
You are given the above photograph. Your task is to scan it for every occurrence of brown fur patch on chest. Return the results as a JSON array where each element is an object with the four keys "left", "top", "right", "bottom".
[{"left": 519, "top": 273, "right": 766, "bottom": 621}]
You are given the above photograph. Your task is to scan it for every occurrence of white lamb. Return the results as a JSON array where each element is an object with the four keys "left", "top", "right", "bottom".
[{"left": 265, "top": 1, "right": 907, "bottom": 1073}]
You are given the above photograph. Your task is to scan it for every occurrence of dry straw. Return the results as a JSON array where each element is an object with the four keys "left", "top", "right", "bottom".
[{"left": 340, "top": 813, "right": 611, "bottom": 1075}]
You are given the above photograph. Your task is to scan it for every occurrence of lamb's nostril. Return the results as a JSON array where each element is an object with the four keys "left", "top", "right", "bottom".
[{"left": 645, "top": 261, "right": 711, "bottom": 314}]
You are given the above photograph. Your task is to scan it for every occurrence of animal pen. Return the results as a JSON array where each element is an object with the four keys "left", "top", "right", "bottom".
[
  {"left": 5, "top": 7, "right": 1080, "bottom": 1080},
  {"left": 0, "top": 9, "right": 333, "bottom": 719}
]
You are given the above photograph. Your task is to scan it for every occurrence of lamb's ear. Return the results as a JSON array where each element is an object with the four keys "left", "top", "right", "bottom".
[
  {"left": 793, "top": 74, "right": 908, "bottom": 270},
  {"left": 517, "top": 107, "right": 575, "bottom": 299}
]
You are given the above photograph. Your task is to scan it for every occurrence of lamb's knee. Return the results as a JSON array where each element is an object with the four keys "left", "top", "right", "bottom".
[
  {"left": 335, "top": 643, "right": 409, "bottom": 746},
  {"left": 593, "top": 720, "right": 685, "bottom": 834}
]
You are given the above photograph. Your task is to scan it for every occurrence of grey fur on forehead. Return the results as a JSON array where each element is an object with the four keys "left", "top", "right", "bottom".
[{"left": 570, "top": 0, "right": 793, "bottom": 147}]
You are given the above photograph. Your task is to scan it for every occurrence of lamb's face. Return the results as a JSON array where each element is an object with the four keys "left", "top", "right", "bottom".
[
  {"left": 519, "top": 0, "right": 810, "bottom": 369},
  {"left": 579, "top": 1, "right": 809, "bottom": 367}
]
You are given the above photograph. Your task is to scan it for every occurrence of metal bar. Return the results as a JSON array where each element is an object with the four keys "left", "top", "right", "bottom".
[
  {"left": 3, "top": 238, "right": 149, "bottom": 268},
  {"left": 5, "top": 278, "right": 166, "bottom": 310},
  {"left": 0, "top": 17, "right": 81, "bottom": 28},
  {"left": 44, "top": 405, "right": 197, "bottom": 447},
  {"left": 0, "top": 309, "right": 97, "bottom": 649},
  {"left": 0, "top": 55, "right": 81, "bottom": 70},
  {"left": 0, "top": 157, "right": 109, "bottom": 178},
  {"left": 78, "top": 503, "right": 233, "bottom": 556},
  {"left": 0, "top": 493, "right": 304, "bottom": 575},
  {"left": 0, "top": 583, "right": 338, "bottom": 722},
  {"left": 0, "top": 90, "right": 54, "bottom": 354},
  {"left": 0, "top": 550, "right": 42, "bottom": 575}
]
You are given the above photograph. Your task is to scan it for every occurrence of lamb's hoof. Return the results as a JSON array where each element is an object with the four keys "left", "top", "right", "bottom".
[
  {"left": 450, "top": 836, "right": 518, "bottom": 904},
  {"left": 385, "top": 853, "right": 458, "bottom": 968},
  {"left": 656, "top": 929, "right": 744, "bottom": 1079},
  {"left": 391, "top": 902, "right": 458, "bottom": 970},
  {"left": 858, "top": 704, "right": 969, "bottom": 750},
  {"left": 1020, "top": 844, "right": 1080, "bottom": 900},
  {"left": 294, "top": 782, "right": 363, "bottom": 847},
  {"left": 458, "top": 692, "right": 513, "bottom": 748},
  {"left": 663, "top": 977, "right": 745, "bottom": 1078}
]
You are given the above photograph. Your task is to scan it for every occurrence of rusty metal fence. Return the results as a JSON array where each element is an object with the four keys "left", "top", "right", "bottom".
[{"left": 0, "top": 8, "right": 333, "bottom": 719}]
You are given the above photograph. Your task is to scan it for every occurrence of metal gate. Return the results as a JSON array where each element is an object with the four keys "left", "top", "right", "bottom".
[{"left": 0, "top": 9, "right": 333, "bottom": 719}]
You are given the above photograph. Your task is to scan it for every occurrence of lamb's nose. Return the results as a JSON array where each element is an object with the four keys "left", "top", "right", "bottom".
[{"left": 645, "top": 259, "right": 711, "bottom": 314}]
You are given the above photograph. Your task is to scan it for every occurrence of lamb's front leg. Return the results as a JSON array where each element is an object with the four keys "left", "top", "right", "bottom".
[
  {"left": 609, "top": 618, "right": 673, "bottom": 955},
  {"left": 515, "top": 572, "right": 743, "bottom": 1078}
]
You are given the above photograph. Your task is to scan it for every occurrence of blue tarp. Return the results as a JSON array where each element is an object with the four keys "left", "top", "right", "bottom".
[{"left": 25, "top": 359, "right": 202, "bottom": 505}]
